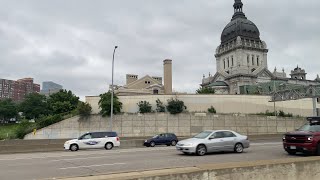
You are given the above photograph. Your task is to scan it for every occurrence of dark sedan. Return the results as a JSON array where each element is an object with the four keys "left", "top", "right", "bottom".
[{"left": 144, "top": 133, "right": 178, "bottom": 147}]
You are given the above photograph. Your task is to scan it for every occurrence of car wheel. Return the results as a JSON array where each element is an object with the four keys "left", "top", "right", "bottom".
[
  {"left": 196, "top": 145, "right": 207, "bottom": 156},
  {"left": 171, "top": 140, "right": 177, "bottom": 146},
  {"left": 287, "top": 150, "right": 296, "bottom": 155},
  {"left": 316, "top": 143, "right": 320, "bottom": 156},
  {"left": 234, "top": 143, "right": 244, "bottom": 153},
  {"left": 150, "top": 141, "right": 155, "bottom": 147},
  {"left": 70, "top": 144, "right": 79, "bottom": 151},
  {"left": 105, "top": 142, "right": 113, "bottom": 150}
]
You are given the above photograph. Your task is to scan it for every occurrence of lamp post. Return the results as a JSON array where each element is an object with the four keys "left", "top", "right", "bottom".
[{"left": 110, "top": 46, "right": 118, "bottom": 131}]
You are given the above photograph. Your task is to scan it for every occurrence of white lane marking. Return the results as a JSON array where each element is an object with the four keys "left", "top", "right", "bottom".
[
  {"left": 51, "top": 156, "right": 106, "bottom": 162},
  {"left": 59, "top": 163, "right": 126, "bottom": 170},
  {"left": 250, "top": 142, "right": 282, "bottom": 146},
  {"left": 0, "top": 147, "right": 174, "bottom": 161}
]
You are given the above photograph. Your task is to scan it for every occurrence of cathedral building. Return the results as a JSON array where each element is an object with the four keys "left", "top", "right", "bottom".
[{"left": 201, "top": 0, "right": 320, "bottom": 94}]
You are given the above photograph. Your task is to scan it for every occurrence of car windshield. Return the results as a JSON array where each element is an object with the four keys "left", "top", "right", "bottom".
[
  {"left": 193, "top": 131, "right": 212, "bottom": 139},
  {"left": 298, "top": 123, "right": 320, "bottom": 132}
]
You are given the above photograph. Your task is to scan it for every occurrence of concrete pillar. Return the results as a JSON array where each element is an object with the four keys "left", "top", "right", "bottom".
[{"left": 163, "top": 59, "right": 172, "bottom": 94}]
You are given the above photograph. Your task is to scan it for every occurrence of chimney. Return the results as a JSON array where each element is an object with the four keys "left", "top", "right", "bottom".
[
  {"left": 126, "top": 74, "right": 138, "bottom": 85},
  {"left": 163, "top": 59, "right": 172, "bottom": 94}
]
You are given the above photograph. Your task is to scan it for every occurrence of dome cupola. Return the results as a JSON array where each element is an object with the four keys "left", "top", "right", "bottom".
[{"left": 221, "top": 0, "right": 260, "bottom": 44}]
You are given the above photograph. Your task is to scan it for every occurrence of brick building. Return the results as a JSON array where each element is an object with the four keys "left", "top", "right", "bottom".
[{"left": 0, "top": 78, "right": 40, "bottom": 102}]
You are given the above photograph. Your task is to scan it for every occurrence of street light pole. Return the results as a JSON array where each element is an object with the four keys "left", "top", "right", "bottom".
[{"left": 110, "top": 46, "right": 118, "bottom": 131}]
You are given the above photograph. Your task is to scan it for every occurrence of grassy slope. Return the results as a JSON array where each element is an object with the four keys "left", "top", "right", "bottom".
[{"left": 0, "top": 124, "right": 18, "bottom": 140}]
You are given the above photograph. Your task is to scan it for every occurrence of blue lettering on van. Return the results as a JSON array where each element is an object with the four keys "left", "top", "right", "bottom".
[{"left": 84, "top": 141, "right": 100, "bottom": 145}]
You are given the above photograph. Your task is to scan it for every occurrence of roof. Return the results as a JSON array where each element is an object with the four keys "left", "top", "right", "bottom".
[{"left": 208, "top": 81, "right": 229, "bottom": 87}]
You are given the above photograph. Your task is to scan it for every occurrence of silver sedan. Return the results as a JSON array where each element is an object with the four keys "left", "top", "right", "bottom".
[{"left": 176, "top": 130, "right": 250, "bottom": 156}]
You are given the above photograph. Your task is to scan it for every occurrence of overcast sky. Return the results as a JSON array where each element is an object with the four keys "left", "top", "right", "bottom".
[{"left": 1, "top": 0, "right": 319, "bottom": 100}]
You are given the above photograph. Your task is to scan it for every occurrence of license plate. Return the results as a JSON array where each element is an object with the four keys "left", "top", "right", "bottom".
[{"left": 290, "top": 146, "right": 296, "bottom": 150}]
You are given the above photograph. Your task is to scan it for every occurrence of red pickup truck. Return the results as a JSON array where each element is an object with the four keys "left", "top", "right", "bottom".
[{"left": 283, "top": 117, "right": 320, "bottom": 155}]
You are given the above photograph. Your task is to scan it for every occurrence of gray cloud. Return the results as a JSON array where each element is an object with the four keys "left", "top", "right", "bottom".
[{"left": 0, "top": 0, "right": 319, "bottom": 99}]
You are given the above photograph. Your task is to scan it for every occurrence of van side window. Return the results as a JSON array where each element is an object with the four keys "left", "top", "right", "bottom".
[
  {"left": 106, "top": 132, "right": 117, "bottom": 137},
  {"left": 92, "top": 132, "right": 103, "bottom": 138},
  {"left": 82, "top": 133, "right": 92, "bottom": 139}
]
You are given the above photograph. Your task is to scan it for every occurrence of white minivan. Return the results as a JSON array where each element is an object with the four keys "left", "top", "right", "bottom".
[{"left": 64, "top": 131, "right": 120, "bottom": 151}]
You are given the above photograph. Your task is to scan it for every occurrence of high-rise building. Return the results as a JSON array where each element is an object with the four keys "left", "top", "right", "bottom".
[
  {"left": 0, "top": 78, "right": 40, "bottom": 102},
  {"left": 40, "top": 81, "right": 63, "bottom": 96}
]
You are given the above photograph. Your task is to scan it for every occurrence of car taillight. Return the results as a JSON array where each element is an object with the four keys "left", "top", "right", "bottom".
[{"left": 116, "top": 137, "right": 120, "bottom": 141}]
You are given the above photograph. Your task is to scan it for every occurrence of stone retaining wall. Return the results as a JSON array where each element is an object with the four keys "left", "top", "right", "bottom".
[{"left": 24, "top": 113, "right": 305, "bottom": 139}]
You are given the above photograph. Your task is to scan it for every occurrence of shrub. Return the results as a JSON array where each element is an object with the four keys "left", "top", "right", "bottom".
[
  {"left": 278, "top": 110, "right": 293, "bottom": 117},
  {"left": 196, "top": 87, "right": 215, "bottom": 94},
  {"left": 156, "top": 99, "right": 166, "bottom": 112},
  {"left": 166, "top": 98, "right": 187, "bottom": 115},
  {"left": 137, "top": 101, "right": 152, "bottom": 113},
  {"left": 15, "top": 120, "right": 35, "bottom": 139},
  {"left": 36, "top": 114, "right": 63, "bottom": 129},
  {"left": 208, "top": 106, "right": 216, "bottom": 114},
  {"left": 77, "top": 102, "right": 92, "bottom": 117}
]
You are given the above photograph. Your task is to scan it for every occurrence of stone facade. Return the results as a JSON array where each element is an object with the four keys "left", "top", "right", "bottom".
[
  {"left": 201, "top": 0, "right": 320, "bottom": 94},
  {"left": 113, "top": 59, "right": 172, "bottom": 95}
]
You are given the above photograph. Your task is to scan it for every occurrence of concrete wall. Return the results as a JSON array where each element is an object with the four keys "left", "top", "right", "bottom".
[
  {"left": 86, "top": 94, "right": 319, "bottom": 117},
  {"left": 66, "top": 157, "right": 320, "bottom": 180},
  {"left": 24, "top": 114, "right": 305, "bottom": 139}
]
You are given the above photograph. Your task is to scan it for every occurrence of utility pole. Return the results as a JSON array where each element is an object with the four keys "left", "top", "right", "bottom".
[
  {"left": 312, "top": 87, "right": 317, "bottom": 116},
  {"left": 273, "top": 80, "right": 276, "bottom": 116},
  {"left": 110, "top": 46, "right": 118, "bottom": 131}
]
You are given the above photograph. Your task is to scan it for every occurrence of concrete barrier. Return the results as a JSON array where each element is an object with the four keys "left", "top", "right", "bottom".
[
  {"left": 0, "top": 134, "right": 282, "bottom": 154},
  {"left": 60, "top": 157, "right": 320, "bottom": 180}
]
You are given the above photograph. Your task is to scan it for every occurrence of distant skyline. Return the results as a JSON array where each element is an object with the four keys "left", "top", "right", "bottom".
[{"left": 0, "top": 0, "right": 319, "bottom": 100}]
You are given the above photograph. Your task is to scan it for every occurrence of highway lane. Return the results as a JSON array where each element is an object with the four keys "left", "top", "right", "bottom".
[{"left": 0, "top": 139, "right": 300, "bottom": 180}]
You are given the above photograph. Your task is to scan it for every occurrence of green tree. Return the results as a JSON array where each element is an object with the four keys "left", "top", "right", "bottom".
[
  {"left": 137, "top": 101, "right": 152, "bottom": 113},
  {"left": 166, "top": 98, "right": 187, "bottom": 114},
  {"left": 48, "top": 90, "right": 79, "bottom": 114},
  {"left": 196, "top": 87, "right": 215, "bottom": 94},
  {"left": 77, "top": 102, "right": 92, "bottom": 117},
  {"left": 156, "top": 99, "right": 166, "bottom": 112},
  {"left": 19, "top": 93, "right": 49, "bottom": 119},
  {"left": 98, "top": 92, "right": 122, "bottom": 117},
  {"left": 0, "top": 99, "right": 18, "bottom": 122}
]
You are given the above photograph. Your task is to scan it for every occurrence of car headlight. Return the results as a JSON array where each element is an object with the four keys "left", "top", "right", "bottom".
[
  {"left": 65, "top": 141, "right": 70, "bottom": 144},
  {"left": 282, "top": 135, "right": 286, "bottom": 140},
  {"left": 307, "top": 136, "right": 313, "bottom": 141},
  {"left": 145, "top": 140, "right": 148, "bottom": 142}
]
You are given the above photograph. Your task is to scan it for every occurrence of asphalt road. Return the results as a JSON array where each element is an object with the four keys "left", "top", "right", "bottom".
[{"left": 0, "top": 139, "right": 300, "bottom": 180}]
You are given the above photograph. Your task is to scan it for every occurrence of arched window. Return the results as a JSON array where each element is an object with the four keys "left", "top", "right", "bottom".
[
  {"left": 153, "top": 89, "right": 159, "bottom": 95},
  {"left": 252, "top": 55, "right": 255, "bottom": 65},
  {"left": 227, "top": 58, "right": 230, "bottom": 67},
  {"left": 247, "top": 55, "right": 250, "bottom": 65},
  {"left": 231, "top": 56, "right": 234, "bottom": 66},
  {"left": 257, "top": 56, "right": 260, "bottom": 66}
]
